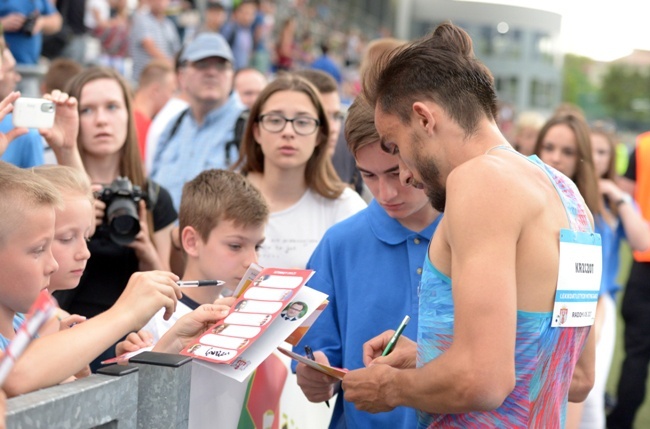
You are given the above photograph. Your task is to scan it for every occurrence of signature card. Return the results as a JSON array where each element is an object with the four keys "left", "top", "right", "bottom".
[{"left": 181, "top": 268, "right": 315, "bottom": 366}]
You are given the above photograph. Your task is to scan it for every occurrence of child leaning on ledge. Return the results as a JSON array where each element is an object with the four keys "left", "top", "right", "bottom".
[
  {"left": 0, "top": 161, "right": 185, "bottom": 397},
  {"left": 117, "top": 168, "right": 268, "bottom": 353}
]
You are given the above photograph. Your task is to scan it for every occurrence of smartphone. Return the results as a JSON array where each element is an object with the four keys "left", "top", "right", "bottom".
[{"left": 12, "top": 97, "right": 56, "bottom": 129}]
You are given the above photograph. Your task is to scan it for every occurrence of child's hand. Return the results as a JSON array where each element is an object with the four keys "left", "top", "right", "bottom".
[
  {"left": 113, "top": 271, "right": 181, "bottom": 329},
  {"left": 212, "top": 296, "right": 236, "bottom": 307},
  {"left": 116, "top": 330, "right": 154, "bottom": 356},
  {"left": 59, "top": 314, "right": 87, "bottom": 331},
  {"left": 153, "top": 303, "right": 231, "bottom": 354}
]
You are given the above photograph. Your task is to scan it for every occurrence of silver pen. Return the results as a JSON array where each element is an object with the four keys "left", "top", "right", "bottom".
[{"left": 176, "top": 280, "right": 225, "bottom": 287}]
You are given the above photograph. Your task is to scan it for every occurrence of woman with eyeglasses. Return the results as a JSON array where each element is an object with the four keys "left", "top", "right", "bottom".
[
  {"left": 233, "top": 71, "right": 366, "bottom": 429},
  {"left": 234, "top": 73, "right": 366, "bottom": 270}
]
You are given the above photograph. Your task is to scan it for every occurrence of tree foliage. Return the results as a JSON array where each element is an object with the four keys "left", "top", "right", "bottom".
[
  {"left": 562, "top": 54, "right": 597, "bottom": 105},
  {"left": 600, "top": 64, "right": 650, "bottom": 128}
]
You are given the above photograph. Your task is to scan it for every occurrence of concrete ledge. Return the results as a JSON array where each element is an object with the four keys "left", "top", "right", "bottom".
[{"left": 6, "top": 372, "right": 139, "bottom": 429}]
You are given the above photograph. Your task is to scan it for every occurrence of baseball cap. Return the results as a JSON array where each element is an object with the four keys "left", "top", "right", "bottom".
[{"left": 181, "top": 32, "right": 234, "bottom": 64}]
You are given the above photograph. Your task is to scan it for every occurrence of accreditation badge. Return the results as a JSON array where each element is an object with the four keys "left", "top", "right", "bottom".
[{"left": 551, "top": 229, "right": 602, "bottom": 328}]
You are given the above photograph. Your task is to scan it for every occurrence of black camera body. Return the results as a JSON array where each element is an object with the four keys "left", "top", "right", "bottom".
[
  {"left": 97, "top": 177, "right": 146, "bottom": 246},
  {"left": 20, "top": 11, "right": 39, "bottom": 35}
]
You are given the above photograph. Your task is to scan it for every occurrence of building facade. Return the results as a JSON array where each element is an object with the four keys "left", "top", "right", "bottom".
[{"left": 399, "top": 0, "right": 562, "bottom": 115}]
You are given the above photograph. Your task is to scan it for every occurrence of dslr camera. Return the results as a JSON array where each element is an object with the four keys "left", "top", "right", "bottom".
[{"left": 96, "top": 177, "right": 147, "bottom": 246}]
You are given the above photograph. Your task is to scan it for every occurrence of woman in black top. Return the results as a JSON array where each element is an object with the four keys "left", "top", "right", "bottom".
[{"left": 45, "top": 67, "right": 177, "bottom": 369}]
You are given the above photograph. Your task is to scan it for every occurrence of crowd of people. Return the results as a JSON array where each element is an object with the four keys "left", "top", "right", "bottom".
[{"left": 1, "top": 2, "right": 650, "bottom": 429}]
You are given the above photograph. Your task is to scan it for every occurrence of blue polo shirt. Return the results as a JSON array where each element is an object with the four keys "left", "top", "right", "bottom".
[
  {"left": 0, "top": 114, "right": 44, "bottom": 167},
  {"left": 1, "top": 0, "right": 57, "bottom": 64},
  {"left": 595, "top": 213, "right": 628, "bottom": 299},
  {"left": 293, "top": 200, "right": 442, "bottom": 429}
]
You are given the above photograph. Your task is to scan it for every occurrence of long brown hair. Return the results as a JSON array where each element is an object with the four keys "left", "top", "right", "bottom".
[
  {"left": 233, "top": 73, "right": 346, "bottom": 199},
  {"left": 534, "top": 113, "right": 601, "bottom": 217},
  {"left": 65, "top": 66, "right": 146, "bottom": 191},
  {"left": 65, "top": 67, "right": 156, "bottom": 240}
]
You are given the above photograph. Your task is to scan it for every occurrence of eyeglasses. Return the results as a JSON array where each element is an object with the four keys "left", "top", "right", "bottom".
[
  {"left": 258, "top": 114, "right": 320, "bottom": 136},
  {"left": 188, "top": 58, "right": 232, "bottom": 72}
]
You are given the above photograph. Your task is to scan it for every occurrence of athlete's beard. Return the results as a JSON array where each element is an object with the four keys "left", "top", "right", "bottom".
[{"left": 411, "top": 134, "right": 446, "bottom": 212}]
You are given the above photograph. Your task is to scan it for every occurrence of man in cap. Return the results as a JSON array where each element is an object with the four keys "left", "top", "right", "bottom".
[{"left": 150, "top": 32, "right": 245, "bottom": 210}]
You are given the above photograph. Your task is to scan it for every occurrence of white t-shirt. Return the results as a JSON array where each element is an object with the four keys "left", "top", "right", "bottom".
[
  {"left": 145, "top": 97, "right": 189, "bottom": 174},
  {"left": 256, "top": 187, "right": 365, "bottom": 429},
  {"left": 257, "top": 187, "right": 367, "bottom": 269}
]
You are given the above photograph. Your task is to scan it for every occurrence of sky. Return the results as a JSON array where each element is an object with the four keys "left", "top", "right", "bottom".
[{"left": 469, "top": 0, "right": 650, "bottom": 61}]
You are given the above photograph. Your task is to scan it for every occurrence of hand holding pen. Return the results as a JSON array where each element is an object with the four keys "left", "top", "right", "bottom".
[
  {"left": 362, "top": 316, "right": 417, "bottom": 369},
  {"left": 381, "top": 316, "right": 410, "bottom": 356},
  {"left": 304, "top": 345, "right": 331, "bottom": 408}
]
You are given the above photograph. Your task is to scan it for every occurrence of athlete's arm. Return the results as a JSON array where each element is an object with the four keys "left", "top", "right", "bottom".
[{"left": 343, "top": 160, "right": 519, "bottom": 413}]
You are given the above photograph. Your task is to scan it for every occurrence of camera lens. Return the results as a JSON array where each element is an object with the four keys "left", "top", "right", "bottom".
[
  {"left": 106, "top": 199, "right": 141, "bottom": 245},
  {"left": 112, "top": 215, "right": 138, "bottom": 235}
]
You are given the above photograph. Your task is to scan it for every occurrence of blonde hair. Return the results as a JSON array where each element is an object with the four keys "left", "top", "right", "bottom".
[
  {"left": 179, "top": 169, "right": 269, "bottom": 248},
  {"left": 515, "top": 111, "right": 545, "bottom": 133},
  {"left": 32, "top": 165, "right": 93, "bottom": 205},
  {"left": 0, "top": 161, "right": 62, "bottom": 247}
]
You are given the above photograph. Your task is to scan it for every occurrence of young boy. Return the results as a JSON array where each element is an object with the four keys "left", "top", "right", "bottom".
[
  {"left": 34, "top": 165, "right": 94, "bottom": 332},
  {"left": 0, "top": 161, "right": 184, "bottom": 397},
  {"left": 292, "top": 94, "right": 442, "bottom": 428},
  {"left": 118, "top": 168, "right": 268, "bottom": 350},
  {"left": 0, "top": 161, "right": 60, "bottom": 350}
]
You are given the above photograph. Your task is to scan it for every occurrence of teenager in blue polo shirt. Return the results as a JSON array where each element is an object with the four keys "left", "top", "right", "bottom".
[{"left": 293, "top": 94, "right": 441, "bottom": 429}]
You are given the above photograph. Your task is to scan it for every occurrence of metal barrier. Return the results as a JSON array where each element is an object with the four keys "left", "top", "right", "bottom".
[{"left": 5, "top": 352, "right": 193, "bottom": 429}]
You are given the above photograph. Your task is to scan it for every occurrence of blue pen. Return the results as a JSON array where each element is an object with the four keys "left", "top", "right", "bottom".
[{"left": 305, "top": 345, "right": 330, "bottom": 408}]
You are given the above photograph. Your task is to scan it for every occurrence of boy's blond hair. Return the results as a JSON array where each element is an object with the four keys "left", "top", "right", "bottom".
[
  {"left": 0, "top": 161, "right": 62, "bottom": 247},
  {"left": 32, "top": 165, "right": 93, "bottom": 205},
  {"left": 179, "top": 169, "right": 269, "bottom": 248}
]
